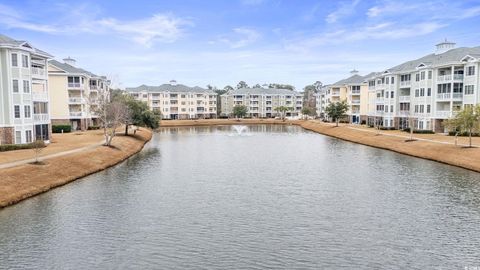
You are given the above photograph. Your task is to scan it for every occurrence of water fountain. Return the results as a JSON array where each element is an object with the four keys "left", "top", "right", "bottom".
[{"left": 231, "top": 125, "right": 248, "bottom": 135}]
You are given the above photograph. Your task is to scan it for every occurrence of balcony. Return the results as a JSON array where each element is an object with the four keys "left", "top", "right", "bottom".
[
  {"left": 32, "top": 92, "right": 48, "bottom": 101},
  {"left": 89, "top": 85, "right": 99, "bottom": 91},
  {"left": 68, "top": 83, "right": 83, "bottom": 89},
  {"left": 33, "top": 113, "right": 49, "bottom": 122},
  {"left": 351, "top": 100, "right": 360, "bottom": 105},
  {"left": 331, "top": 92, "right": 340, "bottom": 96},
  {"left": 453, "top": 93, "right": 463, "bottom": 100},
  {"left": 69, "top": 97, "right": 84, "bottom": 104},
  {"left": 399, "top": 96, "right": 410, "bottom": 102},
  {"left": 31, "top": 67, "right": 46, "bottom": 78},
  {"left": 436, "top": 93, "right": 451, "bottom": 100},
  {"left": 398, "top": 110, "right": 410, "bottom": 117},
  {"left": 435, "top": 111, "right": 452, "bottom": 118},
  {"left": 351, "top": 90, "right": 361, "bottom": 95},
  {"left": 375, "top": 98, "right": 384, "bottom": 103},
  {"left": 70, "top": 111, "right": 84, "bottom": 117},
  {"left": 399, "top": 81, "right": 411, "bottom": 87}
]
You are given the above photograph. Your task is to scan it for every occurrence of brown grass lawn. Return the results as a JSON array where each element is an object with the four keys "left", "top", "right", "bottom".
[{"left": 0, "top": 129, "right": 152, "bottom": 208}]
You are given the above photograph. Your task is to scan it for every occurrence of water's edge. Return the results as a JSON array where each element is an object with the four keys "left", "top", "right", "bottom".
[{"left": 0, "top": 129, "right": 153, "bottom": 209}]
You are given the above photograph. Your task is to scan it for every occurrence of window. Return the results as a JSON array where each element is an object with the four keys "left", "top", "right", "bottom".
[
  {"left": 415, "top": 89, "right": 419, "bottom": 97},
  {"left": 23, "top": 80, "right": 30, "bottom": 93},
  {"left": 22, "top": 55, "right": 28, "bottom": 68},
  {"left": 465, "top": 85, "right": 475, "bottom": 95},
  {"left": 391, "top": 77, "right": 394, "bottom": 84},
  {"left": 427, "top": 88, "right": 431, "bottom": 96},
  {"left": 420, "top": 88, "right": 425, "bottom": 97},
  {"left": 415, "top": 74, "right": 420, "bottom": 81},
  {"left": 419, "top": 105, "right": 424, "bottom": 113},
  {"left": 12, "top": 80, "right": 19, "bottom": 93},
  {"left": 15, "top": 131, "right": 22, "bottom": 144},
  {"left": 414, "top": 105, "right": 419, "bottom": 113},
  {"left": 421, "top": 72, "right": 425, "bottom": 80},
  {"left": 24, "top": 105, "right": 31, "bottom": 118},
  {"left": 25, "top": 130, "right": 32, "bottom": 143},
  {"left": 428, "top": 71, "right": 432, "bottom": 79},
  {"left": 467, "top": 66, "right": 476, "bottom": 76},
  {"left": 453, "top": 83, "right": 463, "bottom": 93},
  {"left": 33, "top": 102, "right": 48, "bottom": 114},
  {"left": 427, "top": 105, "right": 431, "bottom": 113},
  {"left": 391, "top": 91, "right": 394, "bottom": 98},
  {"left": 14, "top": 105, "right": 20, "bottom": 118},
  {"left": 386, "top": 77, "right": 390, "bottom": 84},
  {"left": 390, "top": 105, "right": 394, "bottom": 112},
  {"left": 12, "top": 53, "right": 18, "bottom": 67},
  {"left": 35, "top": 124, "right": 49, "bottom": 141},
  {"left": 437, "top": 84, "right": 451, "bottom": 93}
]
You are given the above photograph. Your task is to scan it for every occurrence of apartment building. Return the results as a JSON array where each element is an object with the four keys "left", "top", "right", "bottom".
[
  {"left": 315, "top": 85, "right": 328, "bottom": 118},
  {"left": 0, "top": 34, "right": 52, "bottom": 145},
  {"left": 127, "top": 81, "right": 217, "bottom": 119},
  {"left": 48, "top": 58, "right": 110, "bottom": 131},
  {"left": 324, "top": 70, "right": 370, "bottom": 124},
  {"left": 221, "top": 87, "right": 303, "bottom": 118},
  {"left": 366, "top": 41, "right": 480, "bottom": 132}
]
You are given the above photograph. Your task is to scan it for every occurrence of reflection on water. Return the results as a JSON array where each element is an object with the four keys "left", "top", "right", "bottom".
[{"left": 0, "top": 125, "right": 480, "bottom": 269}]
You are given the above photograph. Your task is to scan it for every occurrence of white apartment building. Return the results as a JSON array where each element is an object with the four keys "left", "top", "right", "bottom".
[
  {"left": 367, "top": 41, "right": 480, "bottom": 132},
  {"left": 0, "top": 34, "right": 52, "bottom": 145},
  {"left": 127, "top": 81, "right": 217, "bottom": 119},
  {"left": 221, "top": 87, "right": 303, "bottom": 118},
  {"left": 315, "top": 85, "right": 328, "bottom": 118},
  {"left": 48, "top": 58, "right": 110, "bottom": 131}
]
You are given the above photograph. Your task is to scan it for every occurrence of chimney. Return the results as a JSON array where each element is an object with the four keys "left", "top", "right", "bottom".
[
  {"left": 435, "top": 39, "right": 456, "bottom": 55},
  {"left": 63, "top": 57, "right": 76, "bottom": 66},
  {"left": 350, "top": 69, "right": 359, "bottom": 75},
  {"left": 169, "top": 80, "right": 177, "bottom": 86}
]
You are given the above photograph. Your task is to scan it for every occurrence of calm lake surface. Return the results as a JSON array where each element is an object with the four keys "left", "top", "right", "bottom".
[{"left": 1, "top": 125, "right": 480, "bottom": 269}]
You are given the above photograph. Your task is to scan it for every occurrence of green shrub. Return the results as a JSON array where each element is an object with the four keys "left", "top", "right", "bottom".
[
  {"left": 403, "top": 128, "right": 435, "bottom": 134},
  {"left": 0, "top": 141, "right": 46, "bottom": 152},
  {"left": 448, "top": 131, "right": 480, "bottom": 137},
  {"left": 380, "top": 127, "right": 396, "bottom": 130},
  {"left": 87, "top": 126, "right": 100, "bottom": 130},
  {"left": 52, "top": 125, "right": 72, "bottom": 133}
]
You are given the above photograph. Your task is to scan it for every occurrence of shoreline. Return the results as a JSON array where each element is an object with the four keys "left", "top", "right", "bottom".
[
  {"left": 0, "top": 129, "right": 152, "bottom": 208},
  {"left": 161, "top": 119, "right": 480, "bottom": 173}
]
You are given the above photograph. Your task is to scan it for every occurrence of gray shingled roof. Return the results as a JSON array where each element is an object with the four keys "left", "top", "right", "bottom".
[
  {"left": 225, "top": 87, "right": 301, "bottom": 96},
  {"left": 386, "top": 46, "right": 480, "bottom": 73},
  {"left": 49, "top": 60, "right": 99, "bottom": 77},
  {"left": 332, "top": 74, "right": 366, "bottom": 85},
  {"left": 127, "top": 84, "right": 215, "bottom": 94},
  {"left": 0, "top": 34, "right": 52, "bottom": 57}
]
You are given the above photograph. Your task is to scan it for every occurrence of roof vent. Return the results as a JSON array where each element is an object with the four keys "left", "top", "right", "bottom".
[
  {"left": 169, "top": 80, "right": 177, "bottom": 86},
  {"left": 63, "top": 57, "right": 76, "bottom": 66},
  {"left": 435, "top": 39, "right": 455, "bottom": 55},
  {"left": 350, "top": 69, "right": 359, "bottom": 75}
]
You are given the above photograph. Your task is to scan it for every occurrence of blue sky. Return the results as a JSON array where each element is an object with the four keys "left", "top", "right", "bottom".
[{"left": 1, "top": 0, "right": 480, "bottom": 90}]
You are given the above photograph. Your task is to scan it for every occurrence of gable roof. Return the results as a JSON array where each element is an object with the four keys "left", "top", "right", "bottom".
[
  {"left": 385, "top": 46, "right": 480, "bottom": 74},
  {"left": 48, "top": 60, "right": 99, "bottom": 77},
  {"left": 225, "top": 87, "right": 301, "bottom": 96},
  {"left": 126, "top": 84, "right": 215, "bottom": 94},
  {"left": 0, "top": 34, "right": 52, "bottom": 58}
]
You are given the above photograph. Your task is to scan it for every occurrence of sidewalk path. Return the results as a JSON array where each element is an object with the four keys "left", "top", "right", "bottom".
[{"left": 0, "top": 140, "right": 105, "bottom": 170}]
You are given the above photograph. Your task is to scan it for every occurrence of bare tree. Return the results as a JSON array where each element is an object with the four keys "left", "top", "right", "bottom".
[
  {"left": 90, "top": 88, "right": 130, "bottom": 146},
  {"left": 32, "top": 139, "right": 45, "bottom": 164}
]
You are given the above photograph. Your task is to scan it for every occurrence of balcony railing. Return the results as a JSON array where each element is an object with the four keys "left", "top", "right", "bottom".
[
  {"left": 453, "top": 93, "right": 463, "bottom": 99},
  {"left": 398, "top": 111, "right": 410, "bottom": 117},
  {"left": 351, "top": 100, "right": 360, "bottom": 104},
  {"left": 69, "top": 97, "right": 84, "bottom": 103},
  {"left": 435, "top": 111, "right": 459, "bottom": 118},
  {"left": 437, "top": 74, "right": 452, "bottom": 82},
  {"left": 90, "top": 85, "right": 98, "bottom": 90},
  {"left": 32, "top": 92, "right": 48, "bottom": 101},
  {"left": 454, "top": 74, "right": 464, "bottom": 81},
  {"left": 70, "top": 111, "right": 84, "bottom": 117},
  {"left": 31, "top": 67, "right": 46, "bottom": 77},
  {"left": 33, "top": 113, "right": 49, "bottom": 122},
  {"left": 399, "top": 96, "right": 410, "bottom": 102},
  {"left": 437, "top": 93, "right": 451, "bottom": 100},
  {"left": 351, "top": 90, "right": 361, "bottom": 95},
  {"left": 375, "top": 98, "right": 384, "bottom": 103},
  {"left": 400, "top": 81, "right": 411, "bottom": 87},
  {"left": 68, "top": 83, "right": 82, "bottom": 88},
  {"left": 331, "top": 92, "right": 340, "bottom": 96}
]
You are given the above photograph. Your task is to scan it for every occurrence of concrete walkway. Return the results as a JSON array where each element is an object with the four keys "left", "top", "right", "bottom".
[{"left": 0, "top": 140, "right": 104, "bottom": 170}]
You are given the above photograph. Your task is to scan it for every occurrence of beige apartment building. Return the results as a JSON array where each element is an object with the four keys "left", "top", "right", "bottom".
[
  {"left": 325, "top": 71, "right": 370, "bottom": 124},
  {"left": 48, "top": 58, "right": 109, "bottom": 130},
  {"left": 0, "top": 34, "right": 52, "bottom": 145},
  {"left": 127, "top": 81, "right": 217, "bottom": 119},
  {"left": 221, "top": 87, "right": 303, "bottom": 118}
]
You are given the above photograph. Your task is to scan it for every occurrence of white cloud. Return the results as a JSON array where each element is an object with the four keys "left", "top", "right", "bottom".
[
  {"left": 326, "top": 0, "right": 361, "bottom": 24},
  {"left": 0, "top": 4, "right": 191, "bottom": 47},
  {"left": 219, "top": 27, "right": 261, "bottom": 48}
]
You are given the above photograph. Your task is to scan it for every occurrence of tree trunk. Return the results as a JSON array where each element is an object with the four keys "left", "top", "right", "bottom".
[
  {"left": 125, "top": 124, "right": 129, "bottom": 136},
  {"left": 103, "top": 126, "right": 109, "bottom": 146},
  {"left": 469, "top": 129, "right": 472, "bottom": 147},
  {"left": 336, "top": 119, "right": 339, "bottom": 127}
]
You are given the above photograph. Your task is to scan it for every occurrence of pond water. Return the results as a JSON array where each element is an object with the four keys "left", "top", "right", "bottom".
[{"left": 1, "top": 125, "right": 479, "bottom": 269}]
